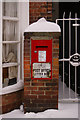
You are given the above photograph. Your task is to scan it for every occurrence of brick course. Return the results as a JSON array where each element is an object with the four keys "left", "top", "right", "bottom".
[
  {"left": 0, "top": 90, "right": 23, "bottom": 114},
  {"left": 29, "top": 2, "right": 53, "bottom": 24},
  {"left": 24, "top": 32, "right": 60, "bottom": 113}
]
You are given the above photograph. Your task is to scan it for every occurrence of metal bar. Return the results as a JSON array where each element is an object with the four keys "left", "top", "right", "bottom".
[
  {"left": 69, "top": 12, "right": 71, "bottom": 57},
  {"left": 59, "top": 58, "right": 70, "bottom": 61},
  {"left": 75, "top": 13, "right": 77, "bottom": 98},
  {"left": 69, "top": 12, "right": 71, "bottom": 98},
  {"left": 75, "top": 13, "right": 77, "bottom": 53},
  {"left": 63, "top": 61, "right": 64, "bottom": 99},
  {"left": 57, "top": 12, "right": 79, "bottom": 101},
  {"left": 73, "top": 24, "right": 80, "bottom": 26},
  {"left": 69, "top": 63, "right": 71, "bottom": 98},
  {"left": 63, "top": 12, "right": 65, "bottom": 99},
  {"left": 56, "top": 18, "right": 80, "bottom": 21},
  {"left": 75, "top": 66, "right": 77, "bottom": 98},
  {"left": 56, "top": 19, "right": 58, "bottom": 24}
]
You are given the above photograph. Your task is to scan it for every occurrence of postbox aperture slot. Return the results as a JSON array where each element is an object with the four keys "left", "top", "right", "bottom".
[{"left": 36, "top": 46, "right": 48, "bottom": 48}]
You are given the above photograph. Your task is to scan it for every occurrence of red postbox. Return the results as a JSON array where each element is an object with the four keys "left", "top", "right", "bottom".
[{"left": 31, "top": 39, "right": 52, "bottom": 79}]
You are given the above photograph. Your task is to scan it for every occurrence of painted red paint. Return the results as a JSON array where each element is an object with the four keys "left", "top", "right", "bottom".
[{"left": 31, "top": 39, "right": 52, "bottom": 80}]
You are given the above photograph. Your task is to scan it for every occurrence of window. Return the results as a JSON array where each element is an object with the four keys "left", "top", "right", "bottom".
[
  {"left": 2, "top": 2, "right": 20, "bottom": 88},
  {"left": 0, "top": 1, "right": 29, "bottom": 92}
]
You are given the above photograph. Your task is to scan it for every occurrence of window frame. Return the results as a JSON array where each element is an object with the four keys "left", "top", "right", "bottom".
[
  {"left": 0, "top": 1, "right": 3, "bottom": 91},
  {"left": 2, "top": 2, "right": 20, "bottom": 85},
  {"left": 0, "top": 1, "right": 29, "bottom": 94}
]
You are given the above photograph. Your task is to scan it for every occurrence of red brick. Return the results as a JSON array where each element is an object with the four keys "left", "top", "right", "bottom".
[
  {"left": 26, "top": 103, "right": 37, "bottom": 107},
  {"left": 26, "top": 95, "right": 37, "bottom": 99},
  {"left": 24, "top": 69, "right": 30, "bottom": 74},
  {"left": 46, "top": 82, "right": 57, "bottom": 86},
  {"left": 24, "top": 44, "right": 30, "bottom": 48},
  {"left": 24, "top": 82, "right": 30, "bottom": 86},
  {"left": 31, "top": 91, "right": 44, "bottom": 95},
  {"left": 24, "top": 64, "right": 30, "bottom": 70},
  {"left": 31, "top": 82, "right": 44, "bottom": 86},
  {"left": 38, "top": 79, "right": 51, "bottom": 82},
  {"left": 38, "top": 95, "right": 51, "bottom": 99},
  {"left": 38, "top": 87, "right": 52, "bottom": 91},
  {"left": 1, "top": 90, "right": 23, "bottom": 114},
  {"left": 24, "top": 56, "right": 30, "bottom": 61},
  {"left": 45, "top": 91, "right": 58, "bottom": 95},
  {"left": 53, "top": 69, "right": 59, "bottom": 75},
  {"left": 48, "top": 7, "right": 52, "bottom": 11},
  {"left": 53, "top": 66, "right": 59, "bottom": 69},
  {"left": 24, "top": 73, "right": 30, "bottom": 78},
  {"left": 53, "top": 53, "right": 59, "bottom": 57},
  {"left": 31, "top": 99, "right": 44, "bottom": 103},
  {"left": 53, "top": 58, "right": 59, "bottom": 66},
  {"left": 53, "top": 39, "right": 59, "bottom": 43},
  {"left": 26, "top": 87, "right": 37, "bottom": 91},
  {"left": 24, "top": 52, "right": 30, "bottom": 56},
  {"left": 24, "top": 61, "right": 30, "bottom": 65},
  {"left": 24, "top": 91, "right": 30, "bottom": 95},
  {"left": 41, "top": 8, "right": 47, "bottom": 13},
  {"left": 31, "top": 79, "right": 38, "bottom": 83},
  {"left": 53, "top": 74, "right": 59, "bottom": 79},
  {"left": 53, "top": 49, "right": 59, "bottom": 53},
  {"left": 51, "top": 95, "right": 58, "bottom": 99},
  {"left": 24, "top": 78, "right": 31, "bottom": 82},
  {"left": 53, "top": 44, "right": 59, "bottom": 49}
]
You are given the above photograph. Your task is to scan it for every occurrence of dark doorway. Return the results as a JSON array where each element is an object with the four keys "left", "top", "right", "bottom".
[{"left": 59, "top": 2, "right": 80, "bottom": 18}]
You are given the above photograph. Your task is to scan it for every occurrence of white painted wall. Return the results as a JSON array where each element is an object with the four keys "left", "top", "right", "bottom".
[
  {"left": 20, "top": 2, "right": 29, "bottom": 34},
  {"left": 19, "top": 2, "right": 29, "bottom": 80}
]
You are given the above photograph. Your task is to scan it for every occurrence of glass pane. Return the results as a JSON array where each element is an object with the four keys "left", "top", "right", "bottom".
[
  {"left": 3, "top": 2, "right": 17, "bottom": 17},
  {"left": 3, "top": 21, "right": 18, "bottom": 41},
  {"left": 2, "top": 44, "right": 18, "bottom": 63},
  {"left": 2, "top": 67, "right": 17, "bottom": 88},
  {"left": 2, "top": 44, "right": 18, "bottom": 88}
]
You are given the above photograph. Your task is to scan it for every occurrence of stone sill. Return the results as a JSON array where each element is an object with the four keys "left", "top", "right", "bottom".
[{"left": 0, "top": 80, "right": 24, "bottom": 95}]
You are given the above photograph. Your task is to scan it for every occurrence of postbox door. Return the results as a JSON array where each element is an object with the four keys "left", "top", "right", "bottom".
[{"left": 31, "top": 39, "right": 52, "bottom": 79}]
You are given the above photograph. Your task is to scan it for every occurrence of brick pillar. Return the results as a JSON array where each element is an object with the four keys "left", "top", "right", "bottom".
[{"left": 24, "top": 32, "right": 60, "bottom": 113}]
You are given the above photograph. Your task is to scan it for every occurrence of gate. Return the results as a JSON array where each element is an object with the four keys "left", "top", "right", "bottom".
[{"left": 56, "top": 12, "right": 80, "bottom": 102}]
